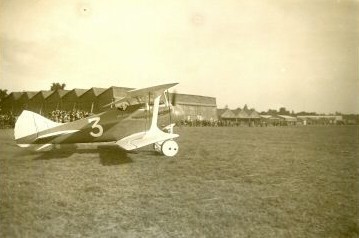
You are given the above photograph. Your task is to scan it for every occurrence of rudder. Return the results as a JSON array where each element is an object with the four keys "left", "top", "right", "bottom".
[{"left": 14, "top": 110, "right": 61, "bottom": 140}]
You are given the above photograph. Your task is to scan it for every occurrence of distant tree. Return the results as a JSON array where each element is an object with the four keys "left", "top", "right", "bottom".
[
  {"left": 50, "top": 83, "right": 66, "bottom": 91},
  {"left": 0, "top": 89, "right": 8, "bottom": 102},
  {"left": 279, "top": 107, "right": 290, "bottom": 115},
  {"left": 243, "top": 104, "right": 248, "bottom": 111},
  {"left": 297, "top": 111, "right": 317, "bottom": 116},
  {"left": 335, "top": 111, "right": 342, "bottom": 116},
  {"left": 267, "top": 109, "right": 278, "bottom": 115},
  {"left": 296, "top": 111, "right": 305, "bottom": 116},
  {"left": 0, "top": 89, "right": 8, "bottom": 113}
]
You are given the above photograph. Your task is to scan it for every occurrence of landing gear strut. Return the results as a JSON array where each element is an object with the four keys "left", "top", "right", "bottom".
[{"left": 153, "top": 142, "right": 162, "bottom": 153}]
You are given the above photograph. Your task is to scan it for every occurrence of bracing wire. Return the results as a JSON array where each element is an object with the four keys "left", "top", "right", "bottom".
[
  {"left": 145, "top": 92, "right": 150, "bottom": 133},
  {"left": 167, "top": 90, "right": 172, "bottom": 127}
]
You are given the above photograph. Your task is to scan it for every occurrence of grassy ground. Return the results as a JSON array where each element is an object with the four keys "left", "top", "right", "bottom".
[{"left": 0, "top": 126, "right": 358, "bottom": 237}]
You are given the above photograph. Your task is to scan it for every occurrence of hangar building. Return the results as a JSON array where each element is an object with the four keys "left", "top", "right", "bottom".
[
  {"left": 61, "top": 88, "right": 87, "bottom": 111},
  {"left": 77, "top": 87, "right": 106, "bottom": 113},
  {"left": 96, "top": 86, "right": 132, "bottom": 112},
  {"left": 0, "top": 92, "right": 23, "bottom": 115},
  {"left": 19, "top": 92, "right": 37, "bottom": 111},
  {"left": 45, "top": 90, "right": 70, "bottom": 114},
  {"left": 218, "top": 106, "right": 261, "bottom": 126},
  {"left": 1, "top": 87, "right": 218, "bottom": 122},
  {"left": 27, "top": 91, "right": 53, "bottom": 114},
  {"left": 170, "top": 93, "right": 217, "bottom": 121}
]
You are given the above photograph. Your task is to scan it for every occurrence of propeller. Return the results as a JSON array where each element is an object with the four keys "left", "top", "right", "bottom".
[
  {"left": 165, "top": 90, "right": 179, "bottom": 133},
  {"left": 171, "top": 90, "right": 177, "bottom": 106}
]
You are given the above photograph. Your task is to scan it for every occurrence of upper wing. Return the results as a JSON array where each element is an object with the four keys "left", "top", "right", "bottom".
[
  {"left": 126, "top": 83, "right": 178, "bottom": 98},
  {"left": 103, "top": 83, "right": 178, "bottom": 108}
]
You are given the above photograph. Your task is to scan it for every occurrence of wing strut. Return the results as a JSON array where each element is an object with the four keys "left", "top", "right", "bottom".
[{"left": 150, "top": 93, "right": 160, "bottom": 130}]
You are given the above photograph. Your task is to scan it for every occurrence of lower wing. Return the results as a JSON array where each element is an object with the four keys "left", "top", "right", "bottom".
[{"left": 116, "top": 128, "right": 179, "bottom": 151}]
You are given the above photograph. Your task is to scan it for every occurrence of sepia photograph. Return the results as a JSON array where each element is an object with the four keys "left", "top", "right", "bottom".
[{"left": 1, "top": 0, "right": 358, "bottom": 237}]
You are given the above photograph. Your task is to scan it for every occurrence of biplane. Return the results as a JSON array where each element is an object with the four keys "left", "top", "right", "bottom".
[{"left": 14, "top": 83, "right": 180, "bottom": 156}]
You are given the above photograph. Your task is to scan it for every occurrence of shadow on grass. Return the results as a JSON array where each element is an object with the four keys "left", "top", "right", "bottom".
[
  {"left": 97, "top": 144, "right": 133, "bottom": 166},
  {"left": 137, "top": 149, "right": 160, "bottom": 156},
  {"left": 31, "top": 144, "right": 133, "bottom": 166}
]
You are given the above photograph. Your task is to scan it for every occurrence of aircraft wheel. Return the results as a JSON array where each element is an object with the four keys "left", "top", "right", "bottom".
[
  {"left": 153, "top": 142, "right": 162, "bottom": 153},
  {"left": 161, "top": 140, "right": 179, "bottom": 157}
]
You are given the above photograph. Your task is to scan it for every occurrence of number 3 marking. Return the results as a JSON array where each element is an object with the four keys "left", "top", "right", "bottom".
[{"left": 88, "top": 117, "right": 103, "bottom": 137}]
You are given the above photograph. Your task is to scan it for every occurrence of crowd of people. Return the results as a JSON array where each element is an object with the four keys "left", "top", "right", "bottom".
[
  {"left": 0, "top": 113, "right": 16, "bottom": 129},
  {"left": 0, "top": 112, "right": 339, "bottom": 129},
  {"left": 48, "top": 109, "right": 91, "bottom": 123},
  {"left": 175, "top": 119, "right": 252, "bottom": 127},
  {"left": 174, "top": 117, "right": 282, "bottom": 127},
  {"left": 0, "top": 110, "right": 91, "bottom": 129},
  {"left": 0, "top": 113, "right": 262, "bottom": 129},
  {"left": 0, "top": 110, "right": 306, "bottom": 129}
]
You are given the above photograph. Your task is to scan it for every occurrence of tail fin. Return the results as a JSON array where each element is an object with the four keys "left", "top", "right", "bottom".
[{"left": 14, "top": 110, "right": 61, "bottom": 140}]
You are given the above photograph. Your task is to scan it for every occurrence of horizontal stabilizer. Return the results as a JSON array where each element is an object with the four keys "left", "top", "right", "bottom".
[
  {"left": 116, "top": 128, "right": 179, "bottom": 151},
  {"left": 36, "top": 130, "right": 79, "bottom": 140},
  {"left": 36, "top": 144, "right": 53, "bottom": 151}
]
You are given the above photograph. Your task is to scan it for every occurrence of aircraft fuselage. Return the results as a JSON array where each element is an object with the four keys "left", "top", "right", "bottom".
[{"left": 15, "top": 104, "right": 175, "bottom": 145}]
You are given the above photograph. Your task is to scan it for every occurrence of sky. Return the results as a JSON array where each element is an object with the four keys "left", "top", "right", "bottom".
[{"left": 1, "top": 0, "right": 358, "bottom": 113}]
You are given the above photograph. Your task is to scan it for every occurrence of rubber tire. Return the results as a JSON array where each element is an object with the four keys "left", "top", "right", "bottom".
[{"left": 161, "top": 140, "right": 179, "bottom": 157}]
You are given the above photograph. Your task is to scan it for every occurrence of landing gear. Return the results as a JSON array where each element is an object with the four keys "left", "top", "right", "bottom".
[
  {"left": 153, "top": 142, "right": 162, "bottom": 153},
  {"left": 161, "top": 140, "right": 179, "bottom": 157},
  {"left": 153, "top": 140, "right": 179, "bottom": 157}
]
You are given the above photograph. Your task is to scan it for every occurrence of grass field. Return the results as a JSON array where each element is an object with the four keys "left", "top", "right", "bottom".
[{"left": 1, "top": 126, "right": 358, "bottom": 237}]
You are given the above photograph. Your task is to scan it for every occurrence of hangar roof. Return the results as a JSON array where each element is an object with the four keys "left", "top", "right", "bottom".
[
  {"left": 92, "top": 87, "right": 107, "bottom": 96},
  {"left": 218, "top": 107, "right": 261, "bottom": 119},
  {"left": 48, "top": 90, "right": 71, "bottom": 99},
  {"left": 31, "top": 90, "right": 53, "bottom": 100},
  {"left": 170, "top": 93, "right": 216, "bottom": 107},
  {"left": 97, "top": 86, "right": 133, "bottom": 99},
  {"left": 73, "top": 89, "right": 88, "bottom": 97},
  {"left": 278, "top": 115, "right": 297, "bottom": 121},
  {"left": 219, "top": 108, "right": 236, "bottom": 119},
  {"left": 217, "top": 108, "right": 227, "bottom": 116},
  {"left": 4, "top": 92, "right": 23, "bottom": 101},
  {"left": 21, "top": 91, "right": 38, "bottom": 100},
  {"left": 79, "top": 87, "right": 107, "bottom": 100}
]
